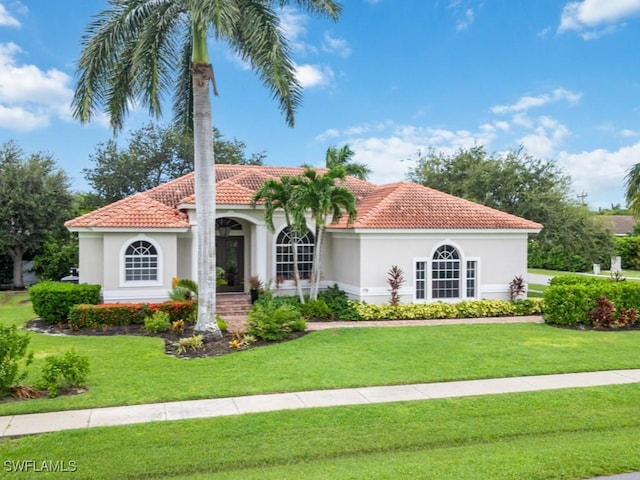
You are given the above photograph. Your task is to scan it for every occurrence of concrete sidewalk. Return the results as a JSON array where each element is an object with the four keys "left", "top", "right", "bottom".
[{"left": 2, "top": 369, "right": 640, "bottom": 438}]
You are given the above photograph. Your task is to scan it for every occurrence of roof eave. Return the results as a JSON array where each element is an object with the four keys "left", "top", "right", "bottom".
[
  {"left": 326, "top": 227, "right": 543, "bottom": 234},
  {"left": 67, "top": 227, "right": 190, "bottom": 233}
]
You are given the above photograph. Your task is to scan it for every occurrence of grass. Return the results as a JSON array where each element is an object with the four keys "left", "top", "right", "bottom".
[
  {"left": 2, "top": 384, "right": 640, "bottom": 479},
  {"left": 528, "top": 267, "right": 640, "bottom": 280},
  {"left": 2, "top": 293, "right": 640, "bottom": 416}
]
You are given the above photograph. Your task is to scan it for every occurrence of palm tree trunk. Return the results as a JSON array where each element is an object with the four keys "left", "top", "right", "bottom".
[
  {"left": 191, "top": 24, "right": 221, "bottom": 338},
  {"left": 311, "top": 226, "right": 324, "bottom": 300}
]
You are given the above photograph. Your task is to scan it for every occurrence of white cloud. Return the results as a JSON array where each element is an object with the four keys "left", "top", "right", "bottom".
[
  {"left": 295, "top": 63, "right": 334, "bottom": 88},
  {"left": 558, "top": 0, "right": 640, "bottom": 38},
  {"left": 557, "top": 141, "right": 640, "bottom": 202},
  {"left": 0, "top": 42, "right": 74, "bottom": 131},
  {"left": 279, "top": 6, "right": 318, "bottom": 55},
  {"left": 491, "top": 88, "right": 582, "bottom": 114},
  {"left": 316, "top": 121, "right": 499, "bottom": 185},
  {"left": 322, "top": 32, "right": 351, "bottom": 58},
  {"left": 621, "top": 129, "right": 639, "bottom": 137},
  {"left": 456, "top": 8, "right": 475, "bottom": 31},
  {"left": 0, "top": 3, "right": 20, "bottom": 27},
  {"left": 315, "top": 128, "right": 340, "bottom": 141}
]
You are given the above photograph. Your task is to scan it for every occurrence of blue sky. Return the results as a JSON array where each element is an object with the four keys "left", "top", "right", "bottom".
[{"left": 0, "top": 0, "right": 639, "bottom": 209}]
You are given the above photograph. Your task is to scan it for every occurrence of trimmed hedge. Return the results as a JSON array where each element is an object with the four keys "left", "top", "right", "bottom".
[
  {"left": 614, "top": 236, "right": 640, "bottom": 270},
  {"left": 68, "top": 301, "right": 195, "bottom": 330},
  {"left": 544, "top": 281, "right": 640, "bottom": 326},
  {"left": 353, "top": 299, "right": 543, "bottom": 321},
  {"left": 549, "top": 275, "right": 608, "bottom": 286},
  {"left": 29, "top": 281, "right": 101, "bottom": 324}
]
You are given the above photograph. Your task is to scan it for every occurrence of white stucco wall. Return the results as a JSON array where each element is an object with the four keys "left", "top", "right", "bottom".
[
  {"left": 333, "top": 230, "right": 530, "bottom": 305},
  {"left": 77, "top": 234, "right": 104, "bottom": 287},
  {"left": 176, "top": 236, "right": 192, "bottom": 279},
  {"left": 101, "top": 232, "right": 179, "bottom": 303}
]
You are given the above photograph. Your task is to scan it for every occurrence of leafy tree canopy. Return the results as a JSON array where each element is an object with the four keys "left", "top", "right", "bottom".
[
  {"left": 84, "top": 123, "right": 266, "bottom": 204},
  {"left": 0, "top": 141, "right": 73, "bottom": 287},
  {"left": 407, "top": 145, "right": 614, "bottom": 271}
]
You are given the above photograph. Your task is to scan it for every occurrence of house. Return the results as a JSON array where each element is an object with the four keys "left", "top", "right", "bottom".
[
  {"left": 594, "top": 215, "right": 636, "bottom": 236},
  {"left": 65, "top": 165, "right": 542, "bottom": 305}
]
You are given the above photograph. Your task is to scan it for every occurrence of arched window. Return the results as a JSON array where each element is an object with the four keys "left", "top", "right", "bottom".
[
  {"left": 431, "top": 245, "right": 460, "bottom": 299},
  {"left": 124, "top": 240, "right": 158, "bottom": 281},
  {"left": 275, "top": 227, "right": 314, "bottom": 281}
]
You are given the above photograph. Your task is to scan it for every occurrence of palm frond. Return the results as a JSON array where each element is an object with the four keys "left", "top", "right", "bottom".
[
  {"left": 625, "top": 163, "right": 640, "bottom": 218},
  {"left": 172, "top": 27, "right": 194, "bottom": 136},
  {"left": 72, "top": 0, "right": 185, "bottom": 131},
  {"left": 225, "top": 0, "right": 302, "bottom": 127},
  {"left": 275, "top": 0, "right": 342, "bottom": 20}
]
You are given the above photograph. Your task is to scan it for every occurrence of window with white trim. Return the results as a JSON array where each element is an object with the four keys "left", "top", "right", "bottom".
[
  {"left": 431, "top": 245, "right": 460, "bottom": 299},
  {"left": 415, "top": 261, "right": 426, "bottom": 300},
  {"left": 124, "top": 240, "right": 158, "bottom": 281},
  {"left": 466, "top": 260, "right": 477, "bottom": 298},
  {"left": 275, "top": 227, "right": 314, "bottom": 281}
]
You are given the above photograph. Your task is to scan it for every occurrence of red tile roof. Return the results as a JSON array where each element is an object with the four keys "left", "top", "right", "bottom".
[
  {"left": 65, "top": 165, "right": 542, "bottom": 231},
  {"left": 330, "top": 182, "right": 542, "bottom": 230}
]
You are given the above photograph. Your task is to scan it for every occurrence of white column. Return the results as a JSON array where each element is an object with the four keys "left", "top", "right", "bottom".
[
  {"left": 190, "top": 224, "right": 198, "bottom": 281},
  {"left": 255, "top": 224, "right": 268, "bottom": 282}
]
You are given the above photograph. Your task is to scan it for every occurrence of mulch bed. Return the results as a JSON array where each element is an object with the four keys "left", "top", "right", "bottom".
[{"left": 25, "top": 318, "right": 306, "bottom": 359}]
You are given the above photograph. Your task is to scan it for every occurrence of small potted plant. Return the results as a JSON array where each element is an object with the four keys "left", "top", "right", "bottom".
[{"left": 248, "top": 275, "right": 263, "bottom": 303}]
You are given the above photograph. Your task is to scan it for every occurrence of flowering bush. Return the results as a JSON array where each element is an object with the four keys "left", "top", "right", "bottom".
[{"left": 68, "top": 301, "right": 195, "bottom": 330}]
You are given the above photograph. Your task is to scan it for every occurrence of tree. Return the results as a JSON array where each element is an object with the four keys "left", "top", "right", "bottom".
[
  {"left": 408, "top": 146, "right": 614, "bottom": 271},
  {"left": 252, "top": 176, "right": 307, "bottom": 303},
  {"left": 325, "top": 145, "right": 371, "bottom": 181},
  {"left": 72, "top": 0, "right": 342, "bottom": 336},
  {"left": 625, "top": 164, "right": 640, "bottom": 219},
  {"left": 85, "top": 124, "right": 265, "bottom": 205},
  {"left": 292, "top": 166, "right": 357, "bottom": 299},
  {"left": 0, "top": 141, "right": 73, "bottom": 288}
]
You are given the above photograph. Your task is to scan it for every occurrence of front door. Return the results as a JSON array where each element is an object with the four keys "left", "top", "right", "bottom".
[{"left": 216, "top": 236, "right": 244, "bottom": 293}]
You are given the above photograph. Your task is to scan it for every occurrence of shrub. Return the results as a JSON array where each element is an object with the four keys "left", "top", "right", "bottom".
[
  {"left": 387, "top": 266, "right": 405, "bottom": 306},
  {"left": 549, "top": 275, "right": 608, "bottom": 286},
  {"left": 68, "top": 301, "right": 195, "bottom": 330},
  {"left": 144, "top": 311, "right": 171, "bottom": 333},
  {"left": 614, "top": 236, "right": 640, "bottom": 270},
  {"left": 0, "top": 325, "right": 33, "bottom": 396},
  {"left": 299, "top": 299, "right": 332, "bottom": 320},
  {"left": 544, "top": 281, "right": 640, "bottom": 326},
  {"left": 589, "top": 295, "right": 616, "bottom": 329},
  {"left": 29, "top": 281, "right": 101, "bottom": 324},
  {"left": 509, "top": 276, "right": 526, "bottom": 301},
  {"left": 171, "top": 319, "right": 185, "bottom": 335},
  {"left": 617, "top": 308, "right": 638, "bottom": 327},
  {"left": 38, "top": 349, "right": 90, "bottom": 398},
  {"left": 352, "top": 299, "right": 543, "bottom": 321},
  {"left": 176, "top": 335, "right": 204, "bottom": 354},
  {"left": 216, "top": 316, "right": 228, "bottom": 332},
  {"left": 247, "top": 302, "right": 306, "bottom": 341},
  {"left": 317, "top": 284, "right": 361, "bottom": 320}
]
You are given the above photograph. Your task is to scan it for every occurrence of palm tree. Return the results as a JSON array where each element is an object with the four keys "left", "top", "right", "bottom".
[
  {"left": 252, "top": 176, "right": 307, "bottom": 303},
  {"left": 625, "top": 164, "right": 640, "bottom": 218},
  {"left": 293, "top": 166, "right": 357, "bottom": 299},
  {"left": 325, "top": 145, "right": 371, "bottom": 181},
  {"left": 71, "top": 0, "right": 342, "bottom": 337}
]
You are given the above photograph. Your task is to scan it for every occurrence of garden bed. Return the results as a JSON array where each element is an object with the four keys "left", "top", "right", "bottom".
[{"left": 25, "top": 318, "right": 306, "bottom": 359}]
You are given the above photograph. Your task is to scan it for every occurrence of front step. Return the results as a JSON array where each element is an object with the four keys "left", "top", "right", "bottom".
[{"left": 216, "top": 293, "right": 252, "bottom": 317}]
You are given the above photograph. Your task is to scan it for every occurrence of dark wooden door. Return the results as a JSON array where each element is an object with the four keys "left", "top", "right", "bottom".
[{"left": 216, "top": 236, "right": 244, "bottom": 293}]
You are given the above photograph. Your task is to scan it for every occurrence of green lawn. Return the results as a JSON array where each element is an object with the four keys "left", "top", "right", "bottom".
[
  {"left": 1, "top": 384, "right": 640, "bottom": 479},
  {"left": 528, "top": 267, "right": 640, "bottom": 280},
  {"left": 2, "top": 292, "right": 640, "bottom": 479},
  {"left": 2, "top": 294, "right": 640, "bottom": 417}
]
